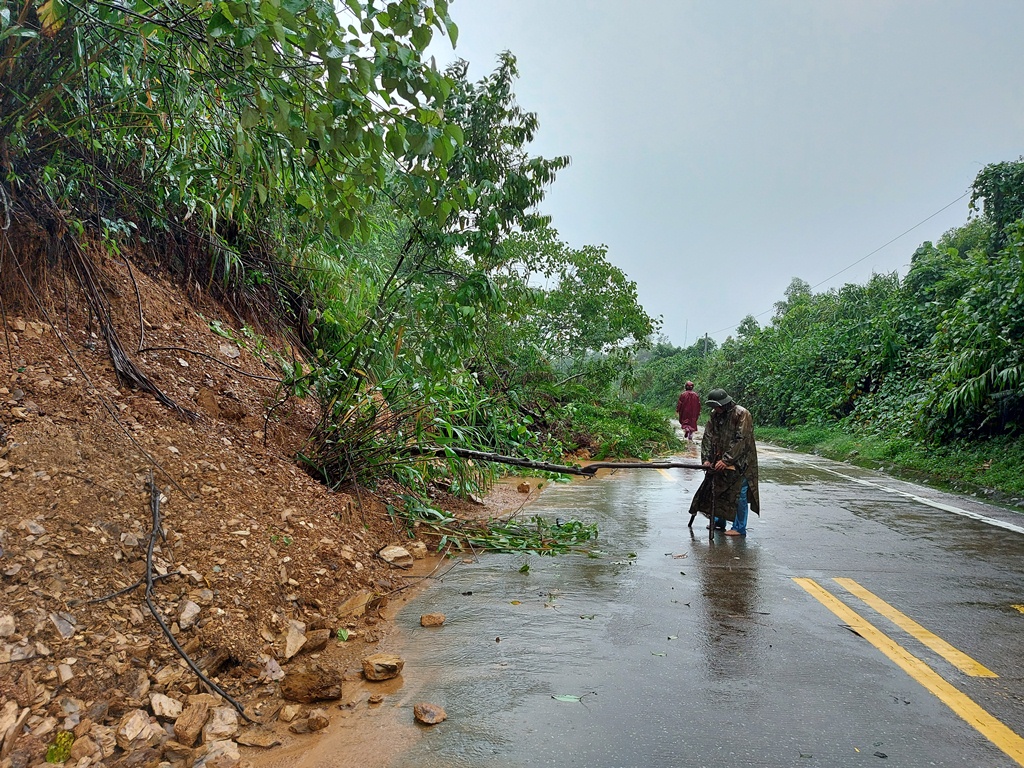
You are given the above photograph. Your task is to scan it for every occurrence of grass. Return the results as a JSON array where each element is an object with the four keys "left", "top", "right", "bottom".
[{"left": 756, "top": 425, "right": 1024, "bottom": 510}]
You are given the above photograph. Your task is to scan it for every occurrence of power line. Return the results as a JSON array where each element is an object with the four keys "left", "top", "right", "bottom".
[{"left": 707, "top": 190, "right": 972, "bottom": 337}]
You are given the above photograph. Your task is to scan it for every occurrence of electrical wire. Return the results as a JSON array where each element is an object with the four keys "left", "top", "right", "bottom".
[{"left": 708, "top": 190, "right": 970, "bottom": 335}]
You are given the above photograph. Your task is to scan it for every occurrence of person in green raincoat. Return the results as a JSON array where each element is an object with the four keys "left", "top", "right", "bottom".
[{"left": 688, "top": 388, "right": 760, "bottom": 536}]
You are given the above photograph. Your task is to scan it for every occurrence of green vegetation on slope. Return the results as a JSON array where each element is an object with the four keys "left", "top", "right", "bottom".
[{"left": 1, "top": 1, "right": 676, "bottom": 518}]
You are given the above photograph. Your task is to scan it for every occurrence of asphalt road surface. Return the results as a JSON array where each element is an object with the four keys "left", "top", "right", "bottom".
[{"left": 379, "top": 441, "right": 1024, "bottom": 768}]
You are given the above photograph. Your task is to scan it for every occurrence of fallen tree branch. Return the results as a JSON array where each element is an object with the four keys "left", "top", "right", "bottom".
[
  {"left": 407, "top": 446, "right": 707, "bottom": 476},
  {"left": 143, "top": 473, "right": 253, "bottom": 722}
]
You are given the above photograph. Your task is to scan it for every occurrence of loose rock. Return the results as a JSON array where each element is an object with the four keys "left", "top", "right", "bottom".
[
  {"left": 413, "top": 702, "right": 448, "bottom": 725},
  {"left": 279, "top": 668, "right": 344, "bottom": 703},
  {"left": 377, "top": 545, "right": 413, "bottom": 569},
  {"left": 361, "top": 653, "right": 404, "bottom": 681}
]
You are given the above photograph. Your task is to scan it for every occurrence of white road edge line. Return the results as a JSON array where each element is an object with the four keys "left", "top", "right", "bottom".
[{"left": 770, "top": 451, "right": 1024, "bottom": 535}]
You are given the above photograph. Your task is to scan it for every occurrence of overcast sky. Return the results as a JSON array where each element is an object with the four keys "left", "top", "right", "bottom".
[{"left": 428, "top": 1, "right": 1024, "bottom": 346}]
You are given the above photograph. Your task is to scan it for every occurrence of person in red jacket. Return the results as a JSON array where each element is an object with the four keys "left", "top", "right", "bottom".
[{"left": 676, "top": 381, "right": 701, "bottom": 441}]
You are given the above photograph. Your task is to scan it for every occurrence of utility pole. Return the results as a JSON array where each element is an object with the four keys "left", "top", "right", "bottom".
[{"left": 703, "top": 333, "right": 709, "bottom": 356}]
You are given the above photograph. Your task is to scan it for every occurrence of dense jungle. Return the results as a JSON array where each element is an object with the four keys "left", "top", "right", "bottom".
[{"left": 0, "top": 0, "right": 1022, "bottom": 765}]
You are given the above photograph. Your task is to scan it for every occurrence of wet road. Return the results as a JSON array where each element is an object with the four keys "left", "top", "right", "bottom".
[{"left": 380, "top": 443, "right": 1024, "bottom": 768}]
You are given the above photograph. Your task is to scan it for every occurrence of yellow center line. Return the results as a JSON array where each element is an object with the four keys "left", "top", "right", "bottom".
[
  {"left": 656, "top": 468, "right": 676, "bottom": 482},
  {"left": 794, "top": 578, "right": 1024, "bottom": 766},
  {"left": 833, "top": 577, "right": 997, "bottom": 678}
]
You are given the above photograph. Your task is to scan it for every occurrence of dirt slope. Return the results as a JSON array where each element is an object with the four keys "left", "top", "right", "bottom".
[{"left": 0, "top": 249, "right": 526, "bottom": 767}]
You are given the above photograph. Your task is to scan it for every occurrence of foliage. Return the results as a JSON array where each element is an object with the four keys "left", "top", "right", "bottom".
[
  {"left": 45, "top": 732, "right": 74, "bottom": 763},
  {"left": 290, "top": 56, "right": 666, "bottom": 494},
  {"left": 923, "top": 221, "right": 1024, "bottom": 435},
  {"left": 630, "top": 338, "right": 715, "bottom": 410},
  {"left": 1, "top": 0, "right": 461, "bottom": 243},
  {"left": 970, "top": 157, "right": 1024, "bottom": 254},
  {"left": 429, "top": 514, "right": 600, "bottom": 556}
]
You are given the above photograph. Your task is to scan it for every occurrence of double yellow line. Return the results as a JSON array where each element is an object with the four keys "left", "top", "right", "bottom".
[{"left": 795, "top": 577, "right": 1024, "bottom": 765}]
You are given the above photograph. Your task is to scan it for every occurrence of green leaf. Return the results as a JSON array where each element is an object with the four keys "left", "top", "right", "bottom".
[
  {"left": 444, "top": 123, "right": 464, "bottom": 146},
  {"left": 411, "top": 24, "right": 431, "bottom": 50},
  {"left": 233, "top": 26, "right": 259, "bottom": 47},
  {"left": 207, "top": 10, "right": 234, "bottom": 38},
  {"left": 354, "top": 57, "right": 373, "bottom": 87}
]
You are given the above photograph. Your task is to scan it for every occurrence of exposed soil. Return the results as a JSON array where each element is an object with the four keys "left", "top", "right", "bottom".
[{"left": 0, "top": 249, "right": 541, "bottom": 767}]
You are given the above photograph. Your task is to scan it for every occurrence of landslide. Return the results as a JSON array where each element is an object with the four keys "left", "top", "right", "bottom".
[{"left": 0, "top": 240, "right": 513, "bottom": 766}]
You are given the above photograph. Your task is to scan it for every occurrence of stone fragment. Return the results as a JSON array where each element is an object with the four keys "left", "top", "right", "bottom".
[
  {"left": 115, "top": 745, "right": 163, "bottom": 768},
  {"left": 129, "top": 668, "right": 151, "bottom": 701},
  {"left": 67, "top": 734, "right": 98, "bottom": 763},
  {"left": 420, "top": 613, "right": 445, "bottom": 628},
  {"left": 150, "top": 693, "right": 183, "bottom": 720},
  {"left": 277, "top": 704, "right": 303, "bottom": 723},
  {"left": 302, "top": 628, "right": 332, "bottom": 654},
  {"left": 201, "top": 707, "right": 238, "bottom": 742},
  {"left": 517, "top": 481, "right": 530, "bottom": 493},
  {"left": 235, "top": 727, "right": 281, "bottom": 748},
  {"left": 413, "top": 702, "right": 448, "bottom": 725},
  {"left": 194, "top": 738, "right": 240, "bottom": 768},
  {"left": 406, "top": 541, "right": 428, "bottom": 559},
  {"left": 377, "top": 545, "right": 413, "bottom": 569},
  {"left": 173, "top": 698, "right": 211, "bottom": 747},
  {"left": 361, "top": 653, "right": 404, "bottom": 681},
  {"left": 260, "top": 656, "right": 284, "bottom": 682},
  {"left": 153, "top": 663, "right": 185, "bottom": 687},
  {"left": 288, "top": 708, "right": 329, "bottom": 734},
  {"left": 336, "top": 591, "right": 371, "bottom": 619},
  {"left": 0, "top": 615, "right": 14, "bottom": 638},
  {"left": 279, "top": 668, "right": 343, "bottom": 703},
  {"left": 48, "top": 612, "right": 76, "bottom": 639},
  {"left": 161, "top": 739, "right": 193, "bottom": 765},
  {"left": 89, "top": 723, "right": 117, "bottom": 758},
  {"left": 0, "top": 700, "right": 22, "bottom": 741},
  {"left": 29, "top": 716, "right": 56, "bottom": 738},
  {"left": 282, "top": 620, "right": 307, "bottom": 660},
  {"left": 178, "top": 600, "right": 201, "bottom": 630},
  {"left": 115, "top": 709, "right": 165, "bottom": 751}
]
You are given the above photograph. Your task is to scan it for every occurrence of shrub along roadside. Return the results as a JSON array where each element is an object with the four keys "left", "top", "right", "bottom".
[{"left": 757, "top": 426, "right": 1024, "bottom": 508}]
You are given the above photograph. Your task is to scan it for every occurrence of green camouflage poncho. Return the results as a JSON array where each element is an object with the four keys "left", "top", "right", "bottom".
[{"left": 688, "top": 402, "right": 760, "bottom": 522}]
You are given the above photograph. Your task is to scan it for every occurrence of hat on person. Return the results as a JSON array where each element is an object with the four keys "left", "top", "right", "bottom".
[
  {"left": 705, "top": 388, "right": 733, "bottom": 408},
  {"left": 684, "top": 381, "right": 694, "bottom": 390}
]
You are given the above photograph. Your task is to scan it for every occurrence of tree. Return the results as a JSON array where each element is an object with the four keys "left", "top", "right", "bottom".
[
  {"left": 0, "top": 0, "right": 462, "bottom": 253},
  {"left": 970, "top": 158, "right": 1024, "bottom": 255}
]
